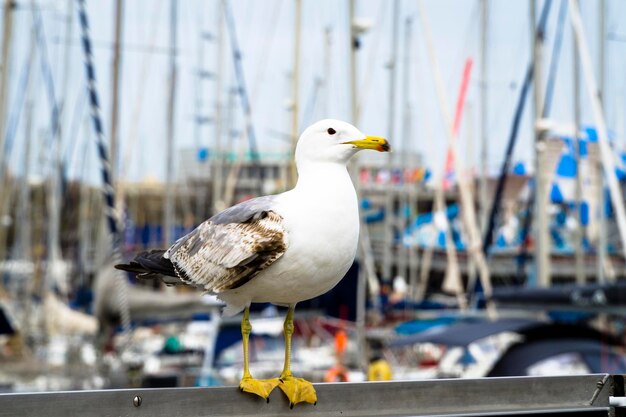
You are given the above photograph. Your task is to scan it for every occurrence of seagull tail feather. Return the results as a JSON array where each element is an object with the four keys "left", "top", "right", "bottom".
[{"left": 115, "top": 250, "right": 177, "bottom": 278}]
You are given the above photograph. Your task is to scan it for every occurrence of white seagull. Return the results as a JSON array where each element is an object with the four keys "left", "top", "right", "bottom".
[{"left": 116, "top": 119, "right": 390, "bottom": 407}]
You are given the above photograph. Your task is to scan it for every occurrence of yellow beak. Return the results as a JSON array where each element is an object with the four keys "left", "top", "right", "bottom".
[{"left": 341, "top": 135, "right": 390, "bottom": 152}]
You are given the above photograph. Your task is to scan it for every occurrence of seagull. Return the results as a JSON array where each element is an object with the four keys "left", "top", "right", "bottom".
[{"left": 116, "top": 119, "right": 390, "bottom": 407}]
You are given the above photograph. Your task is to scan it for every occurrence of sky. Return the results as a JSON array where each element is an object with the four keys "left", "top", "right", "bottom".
[{"left": 2, "top": 0, "right": 626, "bottom": 184}]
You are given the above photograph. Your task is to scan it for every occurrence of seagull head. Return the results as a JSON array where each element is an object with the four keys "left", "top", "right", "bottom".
[{"left": 295, "top": 119, "right": 390, "bottom": 167}]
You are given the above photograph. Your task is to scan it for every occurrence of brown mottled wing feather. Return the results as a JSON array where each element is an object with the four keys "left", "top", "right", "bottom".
[{"left": 164, "top": 210, "right": 286, "bottom": 293}]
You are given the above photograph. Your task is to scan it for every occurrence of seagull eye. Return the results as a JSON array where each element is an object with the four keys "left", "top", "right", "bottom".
[{"left": 327, "top": 128, "right": 336, "bottom": 135}]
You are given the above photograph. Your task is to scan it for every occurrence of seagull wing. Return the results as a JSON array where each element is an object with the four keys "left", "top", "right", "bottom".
[{"left": 164, "top": 196, "right": 287, "bottom": 293}]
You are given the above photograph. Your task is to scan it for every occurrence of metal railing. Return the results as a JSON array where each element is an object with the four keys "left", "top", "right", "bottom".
[{"left": 0, "top": 374, "right": 620, "bottom": 417}]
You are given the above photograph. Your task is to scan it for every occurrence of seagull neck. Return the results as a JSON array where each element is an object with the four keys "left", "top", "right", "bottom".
[{"left": 294, "top": 161, "right": 352, "bottom": 191}]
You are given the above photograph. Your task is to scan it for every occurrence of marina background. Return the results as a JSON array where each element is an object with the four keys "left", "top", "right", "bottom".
[{"left": 1, "top": 0, "right": 626, "bottom": 393}]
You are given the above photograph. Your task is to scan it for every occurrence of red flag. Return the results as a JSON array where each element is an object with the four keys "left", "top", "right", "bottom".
[{"left": 443, "top": 58, "right": 474, "bottom": 190}]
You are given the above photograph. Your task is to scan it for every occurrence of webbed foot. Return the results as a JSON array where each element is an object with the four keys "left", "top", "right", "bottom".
[
  {"left": 239, "top": 376, "right": 281, "bottom": 402},
  {"left": 278, "top": 375, "right": 317, "bottom": 408}
]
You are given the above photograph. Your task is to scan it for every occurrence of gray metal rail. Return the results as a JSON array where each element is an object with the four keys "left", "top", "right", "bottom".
[{"left": 0, "top": 374, "right": 620, "bottom": 417}]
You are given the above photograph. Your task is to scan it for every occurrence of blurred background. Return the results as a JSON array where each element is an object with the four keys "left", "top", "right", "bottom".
[{"left": 1, "top": 0, "right": 626, "bottom": 392}]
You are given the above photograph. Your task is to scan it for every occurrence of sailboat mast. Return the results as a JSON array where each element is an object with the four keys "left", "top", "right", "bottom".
[
  {"left": 573, "top": 17, "right": 584, "bottom": 284},
  {"left": 212, "top": 0, "right": 225, "bottom": 213},
  {"left": 348, "top": 0, "right": 356, "bottom": 122},
  {"left": 164, "top": 0, "right": 178, "bottom": 246},
  {"left": 348, "top": 0, "right": 365, "bottom": 372},
  {"left": 194, "top": 6, "right": 205, "bottom": 222},
  {"left": 569, "top": 0, "right": 626, "bottom": 269},
  {"left": 289, "top": 0, "right": 301, "bottom": 188},
  {"left": 62, "top": 0, "right": 73, "bottom": 112},
  {"left": 0, "top": 0, "right": 13, "bottom": 177},
  {"left": 397, "top": 16, "right": 412, "bottom": 287},
  {"left": 44, "top": 0, "right": 76, "bottom": 292},
  {"left": 479, "top": 0, "right": 488, "bottom": 232},
  {"left": 404, "top": 16, "right": 420, "bottom": 299},
  {"left": 110, "top": 0, "right": 124, "bottom": 184},
  {"left": 596, "top": 0, "right": 607, "bottom": 283},
  {"left": 532, "top": 0, "right": 551, "bottom": 287},
  {"left": 17, "top": 100, "right": 33, "bottom": 261},
  {"left": 46, "top": 0, "right": 74, "bottom": 285},
  {"left": 322, "top": 27, "right": 332, "bottom": 118},
  {"left": 598, "top": 0, "right": 605, "bottom": 102},
  {"left": 78, "top": 113, "right": 92, "bottom": 287},
  {"left": 0, "top": 0, "right": 14, "bottom": 265},
  {"left": 382, "top": 0, "right": 400, "bottom": 281},
  {"left": 44, "top": 0, "right": 71, "bottom": 294},
  {"left": 347, "top": 0, "right": 358, "bottom": 187}
]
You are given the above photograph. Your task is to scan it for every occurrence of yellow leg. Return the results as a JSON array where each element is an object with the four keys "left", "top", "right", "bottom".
[
  {"left": 238, "top": 306, "right": 280, "bottom": 401},
  {"left": 278, "top": 305, "right": 317, "bottom": 408}
]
